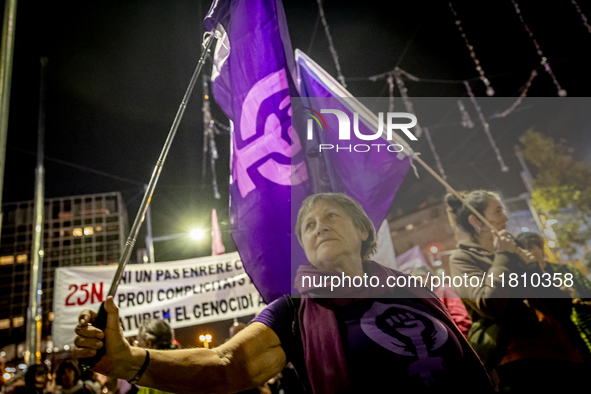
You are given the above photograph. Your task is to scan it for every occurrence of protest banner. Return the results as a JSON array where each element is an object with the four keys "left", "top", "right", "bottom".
[{"left": 52, "top": 252, "right": 265, "bottom": 347}]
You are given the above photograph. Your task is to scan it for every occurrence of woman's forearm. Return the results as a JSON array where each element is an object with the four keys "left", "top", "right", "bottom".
[
  {"left": 132, "top": 347, "right": 240, "bottom": 394},
  {"left": 122, "top": 323, "right": 286, "bottom": 394},
  {"left": 74, "top": 299, "right": 285, "bottom": 394}
]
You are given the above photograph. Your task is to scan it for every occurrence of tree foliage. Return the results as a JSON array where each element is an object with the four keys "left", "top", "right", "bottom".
[{"left": 519, "top": 130, "right": 591, "bottom": 254}]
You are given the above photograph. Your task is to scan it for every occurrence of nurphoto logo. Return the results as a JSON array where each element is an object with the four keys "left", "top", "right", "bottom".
[{"left": 304, "top": 108, "right": 418, "bottom": 153}]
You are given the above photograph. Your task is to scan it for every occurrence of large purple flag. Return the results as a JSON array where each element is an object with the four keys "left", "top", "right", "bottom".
[
  {"left": 205, "top": 0, "right": 309, "bottom": 303},
  {"left": 205, "top": 1, "right": 413, "bottom": 303}
]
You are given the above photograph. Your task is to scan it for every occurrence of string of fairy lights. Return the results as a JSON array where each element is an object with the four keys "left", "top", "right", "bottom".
[
  {"left": 316, "top": 0, "right": 347, "bottom": 88},
  {"left": 201, "top": 74, "right": 227, "bottom": 200},
  {"left": 305, "top": 0, "right": 585, "bottom": 184},
  {"left": 447, "top": 0, "right": 495, "bottom": 96},
  {"left": 464, "top": 80, "right": 510, "bottom": 173},
  {"left": 392, "top": 68, "right": 424, "bottom": 139},
  {"left": 510, "top": 0, "right": 567, "bottom": 97},
  {"left": 200, "top": 1, "right": 588, "bottom": 198},
  {"left": 571, "top": 0, "right": 591, "bottom": 34}
]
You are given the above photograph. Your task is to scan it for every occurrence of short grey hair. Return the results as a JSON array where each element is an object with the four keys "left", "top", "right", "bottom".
[
  {"left": 295, "top": 193, "right": 377, "bottom": 261},
  {"left": 138, "top": 319, "right": 175, "bottom": 349}
]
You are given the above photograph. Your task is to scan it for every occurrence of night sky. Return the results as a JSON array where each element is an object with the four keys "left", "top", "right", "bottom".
[{"left": 3, "top": 0, "right": 591, "bottom": 262}]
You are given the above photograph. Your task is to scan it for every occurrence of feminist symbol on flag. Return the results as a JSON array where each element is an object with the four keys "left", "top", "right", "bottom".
[{"left": 233, "top": 69, "right": 308, "bottom": 198}]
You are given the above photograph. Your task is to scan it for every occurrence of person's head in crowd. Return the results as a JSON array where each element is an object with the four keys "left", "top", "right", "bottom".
[
  {"left": 55, "top": 360, "right": 80, "bottom": 390},
  {"left": 445, "top": 190, "right": 506, "bottom": 245},
  {"left": 229, "top": 321, "right": 247, "bottom": 338},
  {"left": 295, "top": 193, "right": 377, "bottom": 275},
  {"left": 24, "top": 364, "right": 48, "bottom": 392},
  {"left": 137, "top": 319, "right": 177, "bottom": 350},
  {"left": 515, "top": 232, "right": 545, "bottom": 264}
]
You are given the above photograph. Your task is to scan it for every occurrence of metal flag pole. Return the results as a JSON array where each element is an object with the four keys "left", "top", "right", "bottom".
[
  {"left": 144, "top": 184, "right": 156, "bottom": 264},
  {"left": 0, "top": 0, "right": 18, "bottom": 238},
  {"left": 26, "top": 57, "right": 47, "bottom": 366},
  {"left": 80, "top": 31, "right": 216, "bottom": 370}
]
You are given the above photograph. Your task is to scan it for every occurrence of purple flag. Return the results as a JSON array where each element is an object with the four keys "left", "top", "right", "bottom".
[
  {"left": 205, "top": 2, "right": 413, "bottom": 303},
  {"left": 292, "top": 50, "right": 412, "bottom": 252},
  {"left": 205, "top": 0, "right": 309, "bottom": 303}
]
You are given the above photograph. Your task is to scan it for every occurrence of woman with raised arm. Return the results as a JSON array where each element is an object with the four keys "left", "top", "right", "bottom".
[
  {"left": 446, "top": 190, "right": 588, "bottom": 392},
  {"left": 75, "top": 192, "right": 492, "bottom": 393}
]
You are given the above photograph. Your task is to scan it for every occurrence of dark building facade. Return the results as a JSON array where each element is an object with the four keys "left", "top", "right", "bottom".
[{"left": 0, "top": 192, "right": 128, "bottom": 358}]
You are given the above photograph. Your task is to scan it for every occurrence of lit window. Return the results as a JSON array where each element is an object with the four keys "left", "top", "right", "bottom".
[
  {"left": 0, "top": 319, "right": 10, "bottom": 330},
  {"left": 95, "top": 226, "right": 102, "bottom": 232},
  {"left": 0, "top": 256, "right": 15, "bottom": 265},
  {"left": 83, "top": 227, "right": 94, "bottom": 236},
  {"left": 13, "top": 317, "right": 24, "bottom": 328},
  {"left": 16, "top": 254, "right": 27, "bottom": 263},
  {"left": 405, "top": 224, "right": 414, "bottom": 231},
  {"left": 72, "top": 228, "right": 83, "bottom": 237},
  {"left": 48, "top": 312, "right": 54, "bottom": 322}
]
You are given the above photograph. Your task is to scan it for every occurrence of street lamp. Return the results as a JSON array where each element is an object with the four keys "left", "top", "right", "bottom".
[
  {"left": 145, "top": 228, "right": 206, "bottom": 263},
  {"left": 199, "top": 334, "right": 212, "bottom": 349},
  {"left": 190, "top": 229, "right": 205, "bottom": 240}
]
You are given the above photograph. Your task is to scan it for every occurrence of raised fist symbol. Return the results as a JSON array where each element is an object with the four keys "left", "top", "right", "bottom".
[{"left": 384, "top": 312, "right": 426, "bottom": 338}]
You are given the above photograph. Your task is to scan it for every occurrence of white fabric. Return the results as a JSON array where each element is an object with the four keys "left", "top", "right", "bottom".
[
  {"left": 52, "top": 252, "right": 264, "bottom": 347},
  {"left": 373, "top": 219, "right": 397, "bottom": 270}
]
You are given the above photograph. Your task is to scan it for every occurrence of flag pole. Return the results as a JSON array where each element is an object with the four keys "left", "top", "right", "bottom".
[
  {"left": 80, "top": 30, "right": 216, "bottom": 370},
  {"left": 26, "top": 57, "right": 47, "bottom": 366},
  {"left": 0, "top": 0, "right": 18, "bottom": 238}
]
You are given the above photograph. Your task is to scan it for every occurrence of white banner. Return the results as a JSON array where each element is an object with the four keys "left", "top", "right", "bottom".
[{"left": 52, "top": 252, "right": 265, "bottom": 347}]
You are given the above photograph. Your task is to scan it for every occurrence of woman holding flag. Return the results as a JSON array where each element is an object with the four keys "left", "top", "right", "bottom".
[{"left": 74, "top": 192, "right": 492, "bottom": 393}]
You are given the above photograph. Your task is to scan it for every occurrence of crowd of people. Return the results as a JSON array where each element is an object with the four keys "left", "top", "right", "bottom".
[
  {"left": 2, "top": 360, "right": 101, "bottom": 394},
  {"left": 5, "top": 190, "right": 590, "bottom": 393}
]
